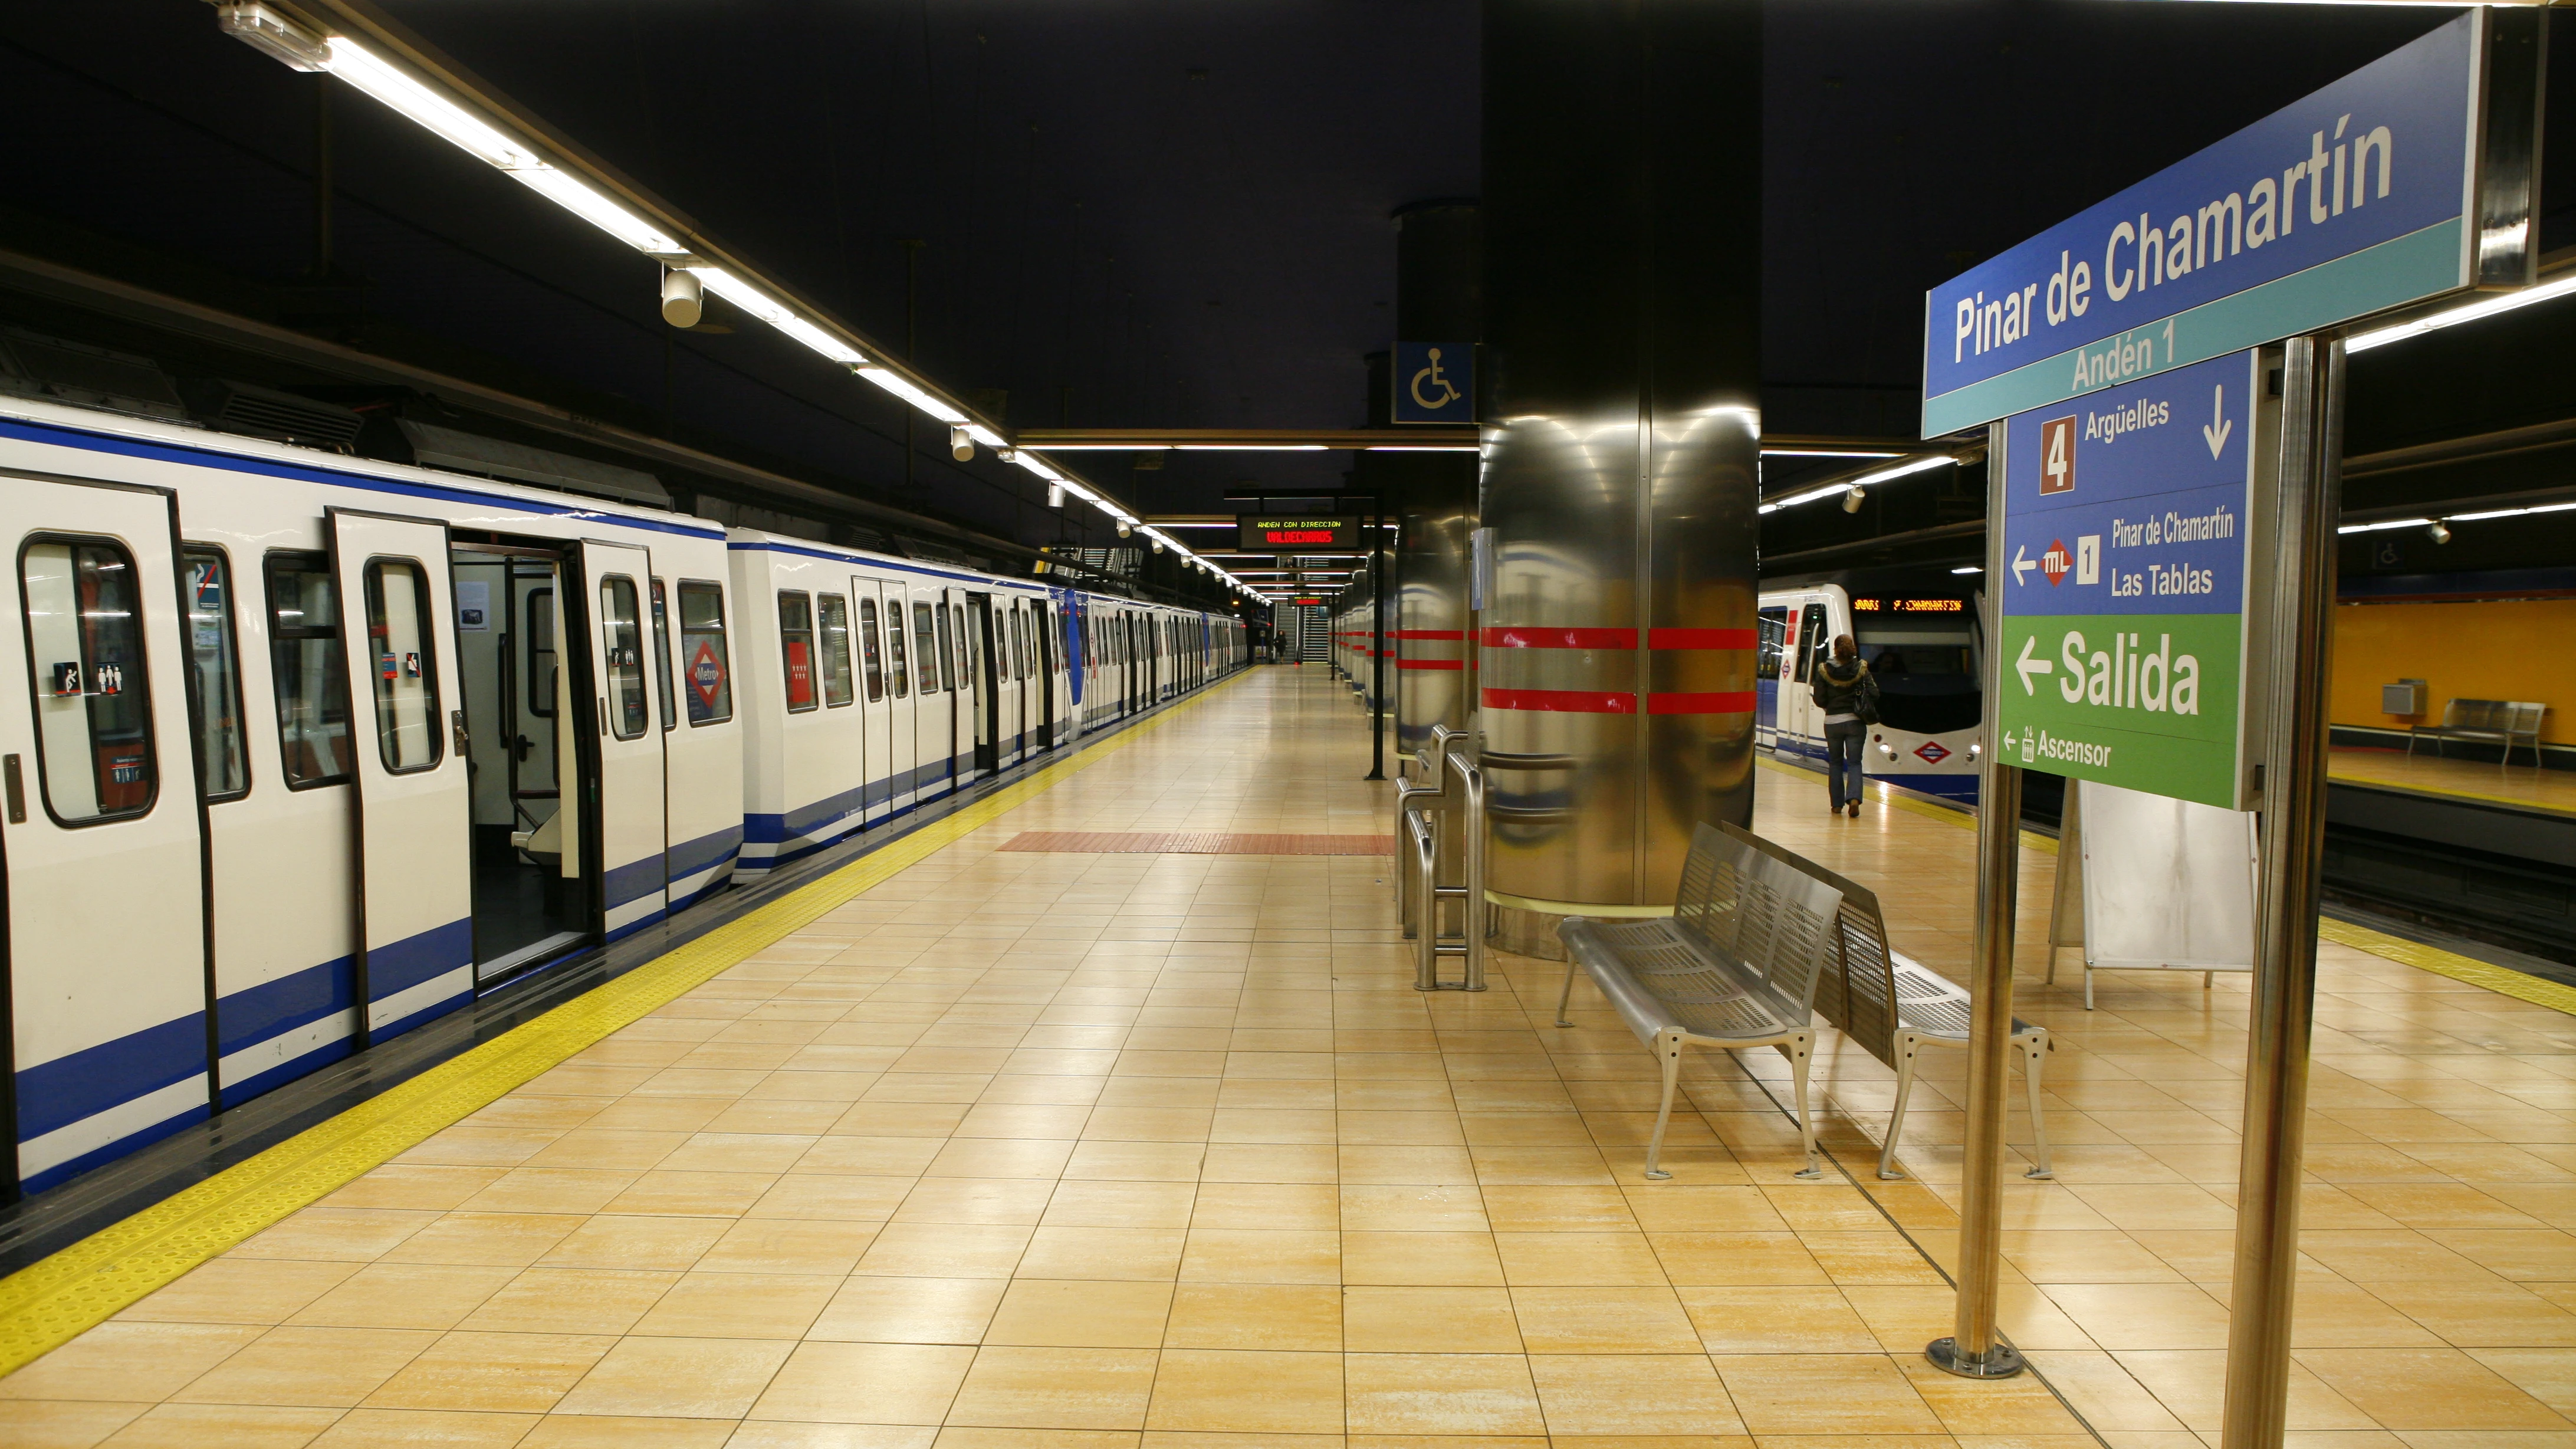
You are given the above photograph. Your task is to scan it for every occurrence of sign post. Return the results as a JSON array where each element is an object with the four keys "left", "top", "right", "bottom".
[{"left": 1917, "top": 11, "right": 2544, "bottom": 1435}]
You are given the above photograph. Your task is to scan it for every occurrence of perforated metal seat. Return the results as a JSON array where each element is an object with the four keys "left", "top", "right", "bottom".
[{"left": 1556, "top": 824, "right": 1844, "bottom": 1181}]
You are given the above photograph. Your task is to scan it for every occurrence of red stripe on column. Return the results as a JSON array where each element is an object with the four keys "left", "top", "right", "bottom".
[
  {"left": 1392, "top": 629, "right": 1466, "bottom": 640},
  {"left": 1397, "top": 659, "right": 1465, "bottom": 671},
  {"left": 1481, "top": 626, "right": 1639, "bottom": 649},
  {"left": 1481, "top": 688, "right": 1637, "bottom": 714},
  {"left": 1647, "top": 691, "right": 1758, "bottom": 714},
  {"left": 1647, "top": 627, "right": 1757, "bottom": 650}
]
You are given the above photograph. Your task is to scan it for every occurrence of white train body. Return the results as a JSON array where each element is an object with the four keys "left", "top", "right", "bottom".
[
  {"left": 0, "top": 394, "right": 1241, "bottom": 1197},
  {"left": 1757, "top": 583, "right": 1983, "bottom": 805}
]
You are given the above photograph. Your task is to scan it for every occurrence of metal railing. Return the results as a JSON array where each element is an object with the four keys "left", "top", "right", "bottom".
[{"left": 1398, "top": 727, "right": 1486, "bottom": 991}]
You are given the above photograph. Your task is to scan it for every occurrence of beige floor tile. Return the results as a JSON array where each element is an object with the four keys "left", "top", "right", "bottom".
[
  {"left": 1341, "top": 1286, "right": 1522, "bottom": 1353},
  {"left": 169, "top": 1326, "right": 439, "bottom": 1408},
  {"left": 1339, "top": 1231, "right": 1506, "bottom": 1286},
  {"left": 1164, "top": 1285, "right": 1343, "bottom": 1351},
  {"left": 535, "top": 1214, "right": 728, "bottom": 1271},
  {"left": 1342, "top": 1351, "right": 1544, "bottom": 1435},
  {"left": 627, "top": 1271, "right": 839, "bottom": 1338},
  {"left": 1527, "top": 1351, "right": 1743, "bottom": 1435},
  {"left": 303, "top": 1407, "right": 540, "bottom": 1447},
  {"left": 1711, "top": 1352, "right": 1944, "bottom": 1436},
  {"left": 810, "top": 1276, "right": 1008, "bottom": 1344},
  {"left": 555, "top": 1336, "right": 795, "bottom": 1419},
  {"left": 514, "top": 1415, "right": 735, "bottom": 1448},
  {"left": 117, "top": 1259, "right": 361, "bottom": 1326},
  {"left": 1677, "top": 1285, "right": 1881, "bottom": 1353},
  {"left": 985, "top": 1280, "right": 1173, "bottom": 1348},
  {"left": 0, "top": 1398, "right": 150, "bottom": 1448},
  {"left": 1509, "top": 1286, "right": 1701, "bottom": 1353},
  {"left": 1016, "top": 1225, "right": 1187, "bottom": 1280},
  {"left": 1338, "top": 1183, "right": 1487, "bottom": 1232},
  {"left": 91, "top": 1402, "right": 337, "bottom": 1449},
  {"left": 360, "top": 1330, "right": 613, "bottom": 1412},
  {"left": 746, "top": 1340, "right": 974, "bottom": 1424},
  {"left": 945, "top": 1346, "right": 1158, "bottom": 1430},
  {"left": 1146, "top": 1349, "right": 1345, "bottom": 1434}
]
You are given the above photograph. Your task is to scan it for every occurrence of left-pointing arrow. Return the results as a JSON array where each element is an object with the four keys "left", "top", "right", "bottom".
[{"left": 2014, "top": 635, "right": 2054, "bottom": 695}]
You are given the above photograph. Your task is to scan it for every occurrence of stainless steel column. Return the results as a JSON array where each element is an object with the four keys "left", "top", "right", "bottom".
[
  {"left": 1928, "top": 420, "right": 2027, "bottom": 1381},
  {"left": 1481, "top": 0, "right": 1761, "bottom": 954},
  {"left": 2220, "top": 335, "right": 2344, "bottom": 1449},
  {"left": 1385, "top": 202, "right": 1481, "bottom": 766}
]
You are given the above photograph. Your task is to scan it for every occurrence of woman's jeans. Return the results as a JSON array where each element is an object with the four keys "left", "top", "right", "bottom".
[{"left": 1825, "top": 719, "right": 1868, "bottom": 809}]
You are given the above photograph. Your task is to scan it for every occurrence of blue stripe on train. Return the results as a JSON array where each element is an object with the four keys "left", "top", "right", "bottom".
[
  {"left": 16, "top": 1011, "right": 208, "bottom": 1140},
  {"left": 21, "top": 1102, "right": 210, "bottom": 1196}
]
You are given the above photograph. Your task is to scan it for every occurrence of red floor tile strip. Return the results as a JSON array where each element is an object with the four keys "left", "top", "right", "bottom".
[{"left": 998, "top": 830, "right": 1394, "bottom": 855}]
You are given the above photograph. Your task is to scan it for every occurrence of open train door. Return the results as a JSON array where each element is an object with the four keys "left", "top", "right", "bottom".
[
  {"left": 0, "top": 478, "right": 209, "bottom": 1200},
  {"left": 328, "top": 508, "right": 472, "bottom": 1043},
  {"left": 577, "top": 540, "right": 668, "bottom": 942}
]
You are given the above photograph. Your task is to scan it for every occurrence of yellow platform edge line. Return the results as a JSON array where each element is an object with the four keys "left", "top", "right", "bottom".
[
  {"left": 0, "top": 675, "right": 1240, "bottom": 1378},
  {"left": 1754, "top": 754, "right": 2572, "bottom": 1015}
]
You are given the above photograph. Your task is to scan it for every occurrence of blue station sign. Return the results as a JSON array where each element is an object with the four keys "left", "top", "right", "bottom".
[
  {"left": 1392, "top": 341, "right": 1474, "bottom": 424},
  {"left": 1922, "top": 13, "right": 2482, "bottom": 437}
]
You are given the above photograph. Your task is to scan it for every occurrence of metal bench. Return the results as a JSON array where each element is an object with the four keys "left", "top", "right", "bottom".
[
  {"left": 1724, "top": 823, "right": 2053, "bottom": 1182},
  {"left": 1554, "top": 822, "right": 1844, "bottom": 1181},
  {"left": 2410, "top": 698, "right": 2546, "bottom": 771}
]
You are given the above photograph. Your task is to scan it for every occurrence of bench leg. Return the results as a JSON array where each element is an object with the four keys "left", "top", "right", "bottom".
[
  {"left": 1553, "top": 957, "right": 1581, "bottom": 1030},
  {"left": 1788, "top": 1030, "right": 1822, "bottom": 1181},
  {"left": 1879, "top": 1030, "right": 1920, "bottom": 1181},
  {"left": 2019, "top": 1032, "right": 2055, "bottom": 1180},
  {"left": 1644, "top": 1029, "right": 1685, "bottom": 1181},
  {"left": 2083, "top": 962, "right": 2095, "bottom": 1011}
]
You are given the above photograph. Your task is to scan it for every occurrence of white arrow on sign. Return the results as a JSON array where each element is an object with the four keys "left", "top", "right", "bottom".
[
  {"left": 2011, "top": 545, "right": 2036, "bottom": 586},
  {"left": 2202, "top": 383, "right": 2233, "bottom": 459},
  {"left": 2014, "top": 635, "right": 2053, "bottom": 695}
]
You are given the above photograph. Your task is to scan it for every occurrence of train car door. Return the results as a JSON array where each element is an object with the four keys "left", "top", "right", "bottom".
[
  {"left": 943, "top": 588, "right": 978, "bottom": 781},
  {"left": 1033, "top": 601, "right": 1060, "bottom": 750},
  {"left": 989, "top": 596, "right": 1024, "bottom": 768},
  {"left": 873, "top": 581, "right": 919, "bottom": 809},
  {"left": 580, "top": 541, "right": 666, "bottom": 943},
  {"left": 908, "top": 584, "right": 955, "bottom": 797},
  {"left": 0, "top": 478, "right": 211, "bottom": 1199},
  {"left": 327, "top": 508, "right": 472, "bottom": 1041}
]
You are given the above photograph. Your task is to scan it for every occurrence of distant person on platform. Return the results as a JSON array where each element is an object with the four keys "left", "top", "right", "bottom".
[{"left": 1812, "top": 635, "right": 1879, "bottom": 819}]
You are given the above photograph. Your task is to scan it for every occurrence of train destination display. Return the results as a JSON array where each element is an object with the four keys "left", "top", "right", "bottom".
[
  {"left": 1995, "top": 349, "right": 2257, "bottom": 810},
  {"left": 1239, "top": 515, "right": 1358, "bottom": 551}
]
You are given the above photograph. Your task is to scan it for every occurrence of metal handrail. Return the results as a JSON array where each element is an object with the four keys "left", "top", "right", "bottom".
[{"left": 1403, "top": 732, "right": 1486, "bottom": 992}]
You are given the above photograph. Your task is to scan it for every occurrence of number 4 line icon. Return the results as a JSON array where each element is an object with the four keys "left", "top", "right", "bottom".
[{"left": 2039, "top": 416, "right": 2076, "bottom": 494}]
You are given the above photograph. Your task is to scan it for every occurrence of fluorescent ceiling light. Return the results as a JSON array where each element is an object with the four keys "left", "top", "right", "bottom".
[
  {"left": 1951, "top": 566, "right": 1983, "bottom": 574},
  {"left": 1850, "top": 455, "right": 1956, "bottom": 488},
  {"left": 2348, "top": 272, "right": 2576, "bottom": 352},
  {"left": 2447, "top": 501, "right": 2576, "bottom": 521},
  {"left": 1364, "top": 445, "right": 1480, "bottom": 453},
  {"left": 772, "top": 316, "right": 865, "bottom": 366},
  {"left": 857, "top": 368, "right": 968, "bottom": 423},
  {"left": 1030, "top": 443, "right": 1171, "bottom": 451},
  {"left": 324, "top": 38, "right": 537, "bottom": 169},
  {"left": 1763, "top": 448, "right": 1901, "bottom": 459},
  {"left": 964, "top": 424, "right": 1005, "bottom": 448},
  {"left": 505, "top": 167, "right": 682, "bottom": 252},
  {"left": 2336, "top": 517, "right": 2431, "bottom": 535},
  {"left": 1176, "top": 444, "right": 1328, "bottom": 452},
  {"left": 691, "top": 268, "right": 793, "bottom": 324}
]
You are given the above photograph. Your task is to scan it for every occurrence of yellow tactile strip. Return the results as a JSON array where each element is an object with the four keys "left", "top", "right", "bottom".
[{"left": 0, "top": 676, "right": 1241, "bottom": 1379}]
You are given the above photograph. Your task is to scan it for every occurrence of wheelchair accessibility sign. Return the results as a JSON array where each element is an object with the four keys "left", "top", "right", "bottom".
[{"left": 1392, "top": 341, "right": 1474, "bottom": 424}]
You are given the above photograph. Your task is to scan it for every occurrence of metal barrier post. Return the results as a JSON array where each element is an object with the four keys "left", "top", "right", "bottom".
[
  {"left": 1451, "top": 742, "right": 1487, "bottom": 991},
  {"left": 2220, "top": 334, "right": 2343, "bottom": 1449},
  {"left": 1929, "top": 417, "right": 2027, "bottom": 1381}
]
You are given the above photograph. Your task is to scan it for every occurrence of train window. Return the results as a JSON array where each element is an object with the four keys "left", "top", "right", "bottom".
[
  {"left": 264, "top": 552, "right": 351, "bottom": 788},
  {"left": 935, "top": 603, "right": 957, "bottom": 692},
  {"left": 650, "top": 579, "right": 676, "bottom": 732},
  {"left": 523, "top": 587, "right": 556, "bottom": 719},
  {"left": 598, "top": 576, "right": 649, "bottom": 741},
  {"left": 912, "top": 602, "right": 941, "bottom": 693},
  {"left": 1757, "top": 607, "right": 1787, "bottom": 681},
  {"left": 884, "top": 597, "right": 910, "bottom": 698},
  {"left": 1012, "top": 607, "right": 1030, "bottom": 680},
  {"left": 1795, "top": 602, "right": 1828, "bottom": 683},
  {"left": 364, "top": 560, "right": 442, "bottom": 773},
  {"left": 856, "top": 596, "right": 886, "bottom": 702},
  {"left": 778, "top": 590, "right": 817, "bottom": 712},
  {"left": 817, "top": 593, "right": 853, "bottom": 708},
  {"left": 183, "top": 546, "right": 248, "bottom": 800},
  {"left": 678, "top": 581, "right": 732, "bottom": 725},
  {"left": 20, "top": 536, "right": 157, "bottom": 824},
  {"left": 952, "top": 603, "right": 971, "bottom": 688}
]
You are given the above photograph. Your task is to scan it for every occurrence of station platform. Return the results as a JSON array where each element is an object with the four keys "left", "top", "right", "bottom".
[
  {"left": 4, "top": 665, "right": 2572, "bottom": 1446},
  {"left": 2327, "top": 747, "right": 2576, "bottom": 818}
]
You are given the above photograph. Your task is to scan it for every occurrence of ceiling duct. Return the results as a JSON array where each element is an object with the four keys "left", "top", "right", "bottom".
[
  {"left": 0, "top": 327, "right": 189, "bottom": 424},
  {"left": 396, "top": 418, "right": 669, "bottom": 507}
]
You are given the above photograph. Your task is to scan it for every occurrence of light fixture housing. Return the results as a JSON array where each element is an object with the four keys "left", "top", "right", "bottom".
[
  {"left": 660, "top": 267, "right": 703, "bottom": 328},
  {"left": 2428, "top": 520, "right": 2453, "bottom": 544},
  {"left": 216, "top": 3, "right": 328, "bottom": 71},
  {"left": 1842, "top": 487, "right": 1867, "bottom": 514},
  {"left": 951, "top": 426, "right": 974, "bottom": 462},
  {"left": 1047, "top": 482, "right": 1064, "bottom": 509}
]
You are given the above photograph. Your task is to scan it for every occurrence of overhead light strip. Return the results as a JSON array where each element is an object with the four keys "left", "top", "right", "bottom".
[{"left": 208, "top": 4, "right": 1230, "bottom": 590}]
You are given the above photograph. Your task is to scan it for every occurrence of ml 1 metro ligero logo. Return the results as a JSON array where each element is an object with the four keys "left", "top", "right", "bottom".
[{"left": 1995, "top": 350, "right": 2258, "bottom": 809}]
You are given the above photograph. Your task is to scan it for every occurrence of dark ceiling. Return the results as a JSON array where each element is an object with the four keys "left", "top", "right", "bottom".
[{"left": 0, "top": 1, "right": 2565, "bottom": 557}]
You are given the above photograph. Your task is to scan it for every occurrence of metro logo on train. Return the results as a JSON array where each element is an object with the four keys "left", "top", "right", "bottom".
[{"left": 1996, "top": 349, "right": 2258, "bottom": 809}]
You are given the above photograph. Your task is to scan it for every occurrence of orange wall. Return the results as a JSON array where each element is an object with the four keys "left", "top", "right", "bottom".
[{"left": 2332, "top": 598, "right": 2576, "bottom": 744}]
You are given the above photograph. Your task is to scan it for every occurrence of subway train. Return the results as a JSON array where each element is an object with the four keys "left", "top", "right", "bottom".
[
  {"left": 0, "top": 391, "right": 1242, "bottom": 1198},
  {"left": 1759, "top": 579, "right": 1984, "bottom": 803}
]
